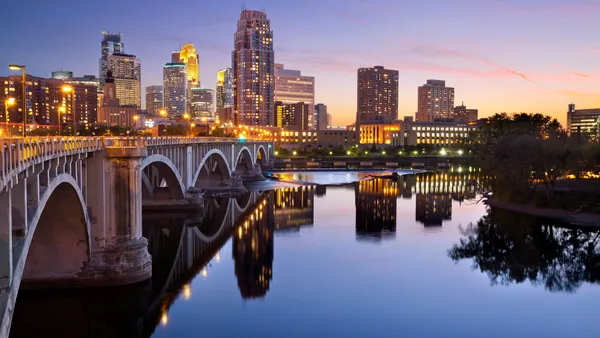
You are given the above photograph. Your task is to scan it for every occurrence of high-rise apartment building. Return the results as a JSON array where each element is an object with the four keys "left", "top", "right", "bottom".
[
  {"left": 315, "top": 103, "right": 328, "bottom": 130},
  {"left": 232, "top": 9, "right": 275, "bottom": 126},
  {"left": 216, "top": 68, "right": 233, "bottom": 109},
  {"left": 357, "top": 66, "right": 399, "bottom": 123},
  {"left": 145, "top": 85, "right": 163, "bottom": 115},
  {"left": 0, "top": 75, "right": 97, "bottom": 133},
  {"left": 453, "top": 102, "right": 478, "bottom": 123},
  {"left": 190, "top": 88, "right": 214, "bottom": 119},
  {"left": 416, "top": 80, "right": 455, "bottom": 122},
  {"left": 274, "top": 64, "right": 315, "bottom": 128},
  {"left": 99, "top": 31, "right": 124, "bottom": 91},
  {"left": 275, "top": 101, "right": 309, "bottom": 131},
  {"left": 567, "top": 104, "right": 600, "bottom": 141},
  {"left": 163, "top": 63, "right": 188, "bottom": 117},
  {"left": 107, "top": 53, "right": 141, "bottom": 107}
]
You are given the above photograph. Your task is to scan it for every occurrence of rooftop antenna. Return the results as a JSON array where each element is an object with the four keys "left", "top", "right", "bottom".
[
  {"left": 261, "top": 6, "right": 265, "bottom": 12},
  {"left": 242, "top": 3, "right": 246, "bottom": 11}
]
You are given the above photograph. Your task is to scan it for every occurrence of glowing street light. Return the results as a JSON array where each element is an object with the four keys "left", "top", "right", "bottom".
[
  {"left": 4, "top": 98, "right": 15, "bottom": 137},
  {"left": 159, "top": 109, "right": 167, "bottom": 117},
  {"left": 440, "top": 148, "right": 447, "bottom": 156},
  {"left": 457, "top": 149, "right": 464, "bottom": 156},
  {"left": 58, "top": 105, "right": 66, "bottom": 136},
  {"left": 9, "top": 64, "right": 26, "bottom": 137}
]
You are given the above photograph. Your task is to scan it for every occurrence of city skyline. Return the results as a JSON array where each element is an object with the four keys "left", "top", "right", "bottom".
[{"left": 2, "top": 0, "right": 599, "bottom": 126}]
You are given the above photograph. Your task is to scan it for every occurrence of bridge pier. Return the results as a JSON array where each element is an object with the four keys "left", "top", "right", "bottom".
[{"left": 84, "top": 147, "right": 152, "bottom": 286}]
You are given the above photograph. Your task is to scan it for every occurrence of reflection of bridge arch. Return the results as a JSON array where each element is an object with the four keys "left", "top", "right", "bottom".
[
  {"left": 143, "top": 191, "right": 267, "bottom": 335},
  {"left": 141, "top": 154, "right": 186, "bottom": 200},
  {"left": 12, "top": 174, "right": 90, "bottom": 296}
]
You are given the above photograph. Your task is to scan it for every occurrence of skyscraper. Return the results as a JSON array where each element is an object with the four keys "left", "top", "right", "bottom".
[
  {"left": 107, "top": 53, "right": 141, "bottom": 107},
  {"left": 416, "top": 80, "right": 455, "bottom": 122},
  {"left": 163, "top": 63, "right": 187, "bottom": 117},
  {"left": 178, "top": 44, "right": 199, "bottom": 87},
  {"left": 99, "top": 31, "right": 124, "bottom": 91},
  {"left": 357, "top": 66, "right": 399, "bottom": 123},
  {"left": 190, "top": 88, "right": 214, "bottom": 119},
  {"left": 274, "top": 64, "right": 315, "bottom": 128},
  {"left": 98, "top": 71, "right": 137, "bottom": 128},
  {"left": 232, "top": 9, "right": 275, "bottom": 126},
  {"left": 315, "top": 103, "right": 328, "bottom": 130},
  {"left": 146, "top": 85, "right": 163, "bottom": 115},
  {"left": 216, "top": 68, "right": 233, "bottom": 109},
  {"left": 275, "top": 101, "right": 309, "bottom": 131}
]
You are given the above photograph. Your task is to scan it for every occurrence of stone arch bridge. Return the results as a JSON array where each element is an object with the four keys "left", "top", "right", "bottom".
[{"left": 0, "top": 136, "right": 273, "bottom": 336}]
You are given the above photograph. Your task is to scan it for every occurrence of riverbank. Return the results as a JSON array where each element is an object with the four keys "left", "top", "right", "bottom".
[{"left": 485, "top": 198, "right": 600, "bottom": 228}]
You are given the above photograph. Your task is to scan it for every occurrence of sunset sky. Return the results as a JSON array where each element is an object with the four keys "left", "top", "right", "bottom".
[{"left": 1, "top": 0, "right": 598, "bottom": 126}]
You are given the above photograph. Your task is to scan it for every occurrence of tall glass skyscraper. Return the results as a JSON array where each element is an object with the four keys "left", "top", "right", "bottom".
[
  {"left": 99, "top": 31, "right": 123, "bottom": 91},
  {"left": 163, "top": 63, "right": 187, "bottom": 117},
  {"left": 216, "top": 68, "right": 233, "bottom": 109},
  {"left": 232, "top": 9, "right": 275, "bottom": 126}
]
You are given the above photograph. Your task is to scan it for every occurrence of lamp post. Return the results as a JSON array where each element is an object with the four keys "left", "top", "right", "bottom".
[
  {"left": 183, "top": 113, "right": 190, "bottom": 136},
  {"left": 8, "top": 64, "right": 26, "bottom": 138},
  {"left": 4, "top": 98, "right": 15, "bottom": 137},
  {"left": 159, "top": 109, "right": 167, "bottom": 118},
  {"left": 58, "top": 105, "right": 66, "bottom": 136},
  {"left": 133, "top": 115, "right": 140, "bottom": 135},
  {"left": 62, "top": 85, "right": 75, "bottom": 137}
]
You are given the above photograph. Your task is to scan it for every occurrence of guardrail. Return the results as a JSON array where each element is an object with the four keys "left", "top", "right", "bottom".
[{"left": 0, "top": 136, "right": 270, "bottom": 189}]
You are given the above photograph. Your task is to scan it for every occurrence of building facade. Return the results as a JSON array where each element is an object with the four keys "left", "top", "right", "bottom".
[
  {"left": 232, "top": 9, "right": 275, "bottom": 126},
  {"left": 145, "top": 85, "right": 163, "bottom": 115},
  {"left": 453, "top": 103, "right": 478, "bottom": 123},
  {"left": 357, "top": 66, "right": 399, "bottom": 123},
  {"left": 275, "top": 101, "right": 309, "bottom": 131},
  {"left": 274, "top": 64, "right": 315, "bottom": 128},
  {"left": 163, "top": 63, "right": 188, "bottom": 117},
  {"left": 190, "top": 88, "right": 214, "bottom": 119},
  {"left": 315, "top": 103, "right": 328, "bottom": 130},
  {"left": 98, "top": 71, "right": 137, "bottom": 128},
  {"left": 99, "top": 31, "right": 124, "bottom": 91},
  {"left": 567, "top": 104, "right": 600, "bottom": 141},
  {"left": 51, "top": 70, "right": 73, "bottom": 79},
  {"left": 416, "top": 80, "right": 455, "bottom": 122},
  {"left": 107, "top": 53, "right": 141, "bottom": 107},
  {"left": 393, "top": 118, "right": 475, "bottom": 146},
  {"left": 216, "top": 68, "right": 233, "bottom": 109}
]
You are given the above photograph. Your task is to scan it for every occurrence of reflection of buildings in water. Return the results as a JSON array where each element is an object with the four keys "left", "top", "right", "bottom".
[
  {"left": 233, "top": 197, "right": 274, "bottom": 299},
  {"left": 273, "top": 186, "right": 315, "bottom": 231},
  {"left": 355, "top": 178, "right": 397, "bottom": 238},
  {"left": 415, "top": 193, "right": 452, "bottom": 227}
]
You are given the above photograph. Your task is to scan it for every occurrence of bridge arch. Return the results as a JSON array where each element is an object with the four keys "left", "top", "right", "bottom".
[
  {"left": 141, "top": 155, "right": 186, "bottom": 200},
  {"left": 234, "top": 146, "right": 254, "bottom": 173},
  {"left": 21, "top": 174, "right": 91, "bottom": 286},
  {"left": 256, "top": 145, "right": 268, "bottom": 165},
  {"left": 193, "top": 149, "right": 232, "bottom": 189}
]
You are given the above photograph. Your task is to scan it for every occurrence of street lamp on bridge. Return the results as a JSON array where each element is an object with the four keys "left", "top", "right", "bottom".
[
  {"left": 4, "top": 97, "right": 15, "bottom": 137},
  {"left": 8, "top": 64, "right": 26, "bottom": 138}
]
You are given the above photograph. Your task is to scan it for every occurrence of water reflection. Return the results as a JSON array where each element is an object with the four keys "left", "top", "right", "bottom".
[
  {"left": 355, "top": 179, "right": 397, "bottom": 240},
  {"left": 448, "top": 207, "right": 600, "bottom": 293}
]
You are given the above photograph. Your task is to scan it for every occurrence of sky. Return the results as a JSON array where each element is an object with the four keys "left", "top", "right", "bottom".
[{"left": 1, "top": 0, "right": 599, "bottom": 126}]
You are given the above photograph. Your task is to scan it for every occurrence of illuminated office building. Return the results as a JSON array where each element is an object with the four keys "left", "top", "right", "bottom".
[
  {"left": 232, "top": 9, "right": 275, "bottom": 126},
  {"left": 357, "top": 66, "right": 399, "bottom": 123},
  {"left": 99, "top": 31, "right": 124, "bottom": 91},
  {"left": 355, "top": 178, "right": 397, "bottom": 239},
  {"left": 163, "top": 63, "right": 187, "bottom": 116},
  {"left": 233, "top": 197, "right": 274, "bottom": 299},
  {"left": 107, "top": 53, "right": 141, "bottom": 107},
  {"left": 190, "top": 88, "right": 214, "bottom": 119},
  {"left": 567, "top": 104, "right": 600, "bottom": 141},
  {"left": 416, "top": 80, "right": 455, "bottom": 122},
  {"left": 453, "top": 102, "right": 478, "bottom": 123},
  {"left": 145, "top": 85, "right": 163, "bottom": 115},
  {"left": 98, "top": 71, "right": 137, "bottom": 128},
  {"left": 216, "top": 68, "right": 233, "bottom": 109},
  {"left": 275, "top": 101, "right": 309, "bottom": 131},
  {"left": 274, "top": 64, "right": 315, "bottom": 128}
]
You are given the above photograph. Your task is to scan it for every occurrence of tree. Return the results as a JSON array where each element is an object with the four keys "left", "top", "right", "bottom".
[{"left": 165, "top": 125, "right": 187, "bottom": 136}]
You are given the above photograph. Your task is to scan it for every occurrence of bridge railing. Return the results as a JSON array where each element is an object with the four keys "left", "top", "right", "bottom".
[{"left": 0, "top": 136, "right": 270, "bottom": 188}]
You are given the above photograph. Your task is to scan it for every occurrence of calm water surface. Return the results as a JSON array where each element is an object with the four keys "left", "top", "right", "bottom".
[{"left": 10, "top": 172, "right": 600, "bottom": 338}]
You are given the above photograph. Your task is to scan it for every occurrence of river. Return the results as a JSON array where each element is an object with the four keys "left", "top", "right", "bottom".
[{"left": 9, "top": 171, "right": 600, "bottom": 338}]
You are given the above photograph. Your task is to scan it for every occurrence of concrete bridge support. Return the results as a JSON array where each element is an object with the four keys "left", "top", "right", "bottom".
[{"left": 85, "top": 147, "right": 152, "bottom": 286}]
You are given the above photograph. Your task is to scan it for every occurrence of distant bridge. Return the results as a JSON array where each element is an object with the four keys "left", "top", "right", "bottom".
[{"left": 0, "top": 136, "right": 273, "bottom": 336}]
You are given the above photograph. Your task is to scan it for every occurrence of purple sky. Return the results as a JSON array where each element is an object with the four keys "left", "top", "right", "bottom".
[{"left": 2, "top": 0, "right": 599, "bottom": 125}]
